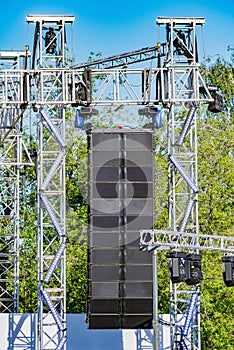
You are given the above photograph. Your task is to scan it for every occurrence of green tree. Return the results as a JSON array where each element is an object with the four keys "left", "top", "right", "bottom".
[{"left": 197, "top": 50, "right": 234, "bottom": 349}]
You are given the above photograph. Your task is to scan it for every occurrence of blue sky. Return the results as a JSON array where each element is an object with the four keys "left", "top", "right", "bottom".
[{"left": 0, "top": 0, "right": 233, "bottom": 64}]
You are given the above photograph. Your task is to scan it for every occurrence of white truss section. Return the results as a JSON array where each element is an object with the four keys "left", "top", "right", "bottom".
[{"left": 140, "top": 230, "right": 234, "bottom": 253}]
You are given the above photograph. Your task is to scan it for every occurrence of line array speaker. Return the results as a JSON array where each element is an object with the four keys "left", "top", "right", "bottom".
[{"left": 87, "top": 129, "right": 154, "bottom": 329}]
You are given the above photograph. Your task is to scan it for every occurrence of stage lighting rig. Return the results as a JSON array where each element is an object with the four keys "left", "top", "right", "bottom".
[
  {"left": 200, "top": 85, "right": 223, "bottom": 113},
  {"left": 166, "top": 251, "right": 186, "bottom": 283},
  {"left": 222, "top": 255, "right": 234, "bottom": 287},
  {"left": 185, "top": 253, "right": 203, "bottom": 286}
]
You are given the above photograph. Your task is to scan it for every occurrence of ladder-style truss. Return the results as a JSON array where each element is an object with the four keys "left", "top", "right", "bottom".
[
  {"left": 0, "top": 51, "right": 34, "bottom": 313},
  {"left": 156, "top": 17, "right": 205, "bottom": 350},
  {"left": 26, "top": 16, "right": 75, "bottom": 350}
]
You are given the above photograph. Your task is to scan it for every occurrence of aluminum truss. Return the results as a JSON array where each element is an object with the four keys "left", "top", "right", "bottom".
[
  {"left": 140, "top": 230, "right": 234, "bottom": 254},
  {"left": 26, "top": 16, "right": 74, "bottom": 350},
  {"left": 154, "top": 17, "right": 206, "bottom": 350},
  {"left": 0, "top": 51, "right": 34, "bottom": 313}
]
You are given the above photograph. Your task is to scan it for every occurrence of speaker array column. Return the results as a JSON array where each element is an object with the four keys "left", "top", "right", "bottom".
[{"left": 87, "top": 129, "right": 154, "bottom": 329}]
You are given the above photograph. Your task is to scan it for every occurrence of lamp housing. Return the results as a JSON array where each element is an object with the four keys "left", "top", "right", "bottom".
[
  {"left": 185, "top": 253, "right": 203, "bottom": 285},
  {"left": 222, "top": 255, "right": 234, "bottom": 287},
  {"left": 166, "top": 251, "right": 186, "bottom": 283}
]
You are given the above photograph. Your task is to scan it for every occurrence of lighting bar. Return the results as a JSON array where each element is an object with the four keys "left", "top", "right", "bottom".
[
  {"left": 44, "top": 243, "right": 66, "bottom": 283},
  {"left": 39, "top": 110, "right": 66, "bottom": 148},
  {"left": 56, "top": 336, "right": 67, "bottom": 350},
  {"left": 176, "top": 106, "right": 197, "bottom": 146},
  {"left": 41, "top": 151, "right": 65, "bottom": 191},
  {"left": 169, "top": 155, "right": 198, "bottom": 193},
  {"left": 41, "top": 289, "right": 65, "bottom": 331},
  {"left": 182, "top": 293, "right": 198, "bottom": 337},
  {"left": 40, "top": 195, "right": 64, "bottom": 237},
  {"left": 179, "top": 199, "right": 195, "bottom": 232}
]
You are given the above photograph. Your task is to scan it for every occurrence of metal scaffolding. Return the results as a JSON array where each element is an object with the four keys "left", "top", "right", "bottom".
[
  {"left": 26, "top": 15, "right": 75, "bottom": 350},
  {"left": 156, "top": 17, "right": 205, "bottom": 350},
  {"left": 0, "top": 14, "right": 218, "bottom": 350},
  {"left": 0, "top": 51, "right": 34, "bottom": 314}
]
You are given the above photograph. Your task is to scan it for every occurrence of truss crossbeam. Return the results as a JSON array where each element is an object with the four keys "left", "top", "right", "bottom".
[
  {"left": 140, "top": 230, "right": 234, "bottom": 253},
  {"left": 71, "top": 45, "right": 163, "bottom": 69},
  {"left": 0, "top": 67, "right": 213, "bottom": 107}
]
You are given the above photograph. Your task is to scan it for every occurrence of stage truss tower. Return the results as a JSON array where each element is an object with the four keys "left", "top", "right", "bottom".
[
  {"left": 26, "top": 15, "right": 75, "bottom": 350},
  {"left": 156, "top": 17, "right": 205, "bottom": 350}
]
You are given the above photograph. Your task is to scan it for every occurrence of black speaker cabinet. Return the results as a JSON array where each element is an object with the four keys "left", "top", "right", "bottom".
[{"left": 87, "top": 129, "right": 154, "bottom": 329}]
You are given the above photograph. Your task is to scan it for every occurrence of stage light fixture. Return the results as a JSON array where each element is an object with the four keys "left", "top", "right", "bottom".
[
  {"left": 185, "top": 253, "right": 203, "bottom": 286},
  {"left": 45, "top": 27, "right": 57, "bottom": 54},
  {"left": 41, "top": 151, "right": 64, "bottom": 191},
  {"left": 169, "top": 155, "right": 198, "bottom": 193},
  {"left": 40, "top": 195, "right": 64, "bottom": 237},
  {"left": 176, "top": 106, "right": 197, "bottom": 146},
  {"left": 44, "top": 243, "right": 66, "bottom": 283},
  {"left": 41, "top": 289, "right": 65, "bottom": 331},
  {"left": 222, "top": 255, "right": 234, "bottom": 287},
  {"left": 166, "top": 251, "right": 186, "bottom": 283},
  {"left": 39, "top": 110, "right": 66, "bottom": 148},
  {"left": 182, "top": 292, "right": 198, "bottom": 337},
  {"left": 74, "top": 108, "right": 84, "bottom": 128},
  {"left": 79, "top": 106, "right": 99, "bottom": 117},
  {"left": 179, "top": 199, "right": 195, "bottom": 233},
  {"left": 208, "top": 91, "right": 223, "bottom": 113}
]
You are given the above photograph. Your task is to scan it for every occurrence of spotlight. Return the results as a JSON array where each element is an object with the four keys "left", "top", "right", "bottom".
[
  {"left": 176, "top": 106, "right": 197, "bottom": 146},
  {"left": 41, "top": 289, "right": 65, "bottom": 331},
  {"left": 45, "top": 27, "right": 57, "bottom": 54},
  {"left": 222, "top": 255, "right": 234, "bottom": 287},
  {"left": 79, "top": 107, "right": 99, "bottom": 117},
  {"left": 182, "top": 293, "right": 199, "bottom": 337},
  {"left": 138, "top": 106, "right": 158, "bottom": 116},
  {"left": 185, "top": 253, "right": 203, "bottom": 286},
  {"left": 169, "top": 155, "right": 198, "bottom": 193},
  {"left": 166, "top": 251, "right": 186, "bottom": 283},
  {"left": 208, "top": 91, "right": 223, "bottom": 113}
]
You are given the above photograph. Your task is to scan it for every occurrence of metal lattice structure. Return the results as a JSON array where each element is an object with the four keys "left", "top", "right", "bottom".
[
  {"left": 0, "top": 14, "right": 221, "bottom": 350},
  {"left": 0, "top": 51, "right": 34, "bottom": 314},
  {"left": 26, "top": 15, "right": 75, "bottom": 350},
  {"left": 155, "top": 17, "right": 206, "bottom": 350}
]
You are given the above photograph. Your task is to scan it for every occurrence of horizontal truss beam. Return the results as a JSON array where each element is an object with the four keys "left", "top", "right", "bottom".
[
  {"left": 140, "top": 230, "right": 234, "bottom": 253},
  {"left": 0, "top": 67, "right": 213, "bottom": 107},
  {"left": 71, "top": 45, "right": 164, "bottom": 69}
]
